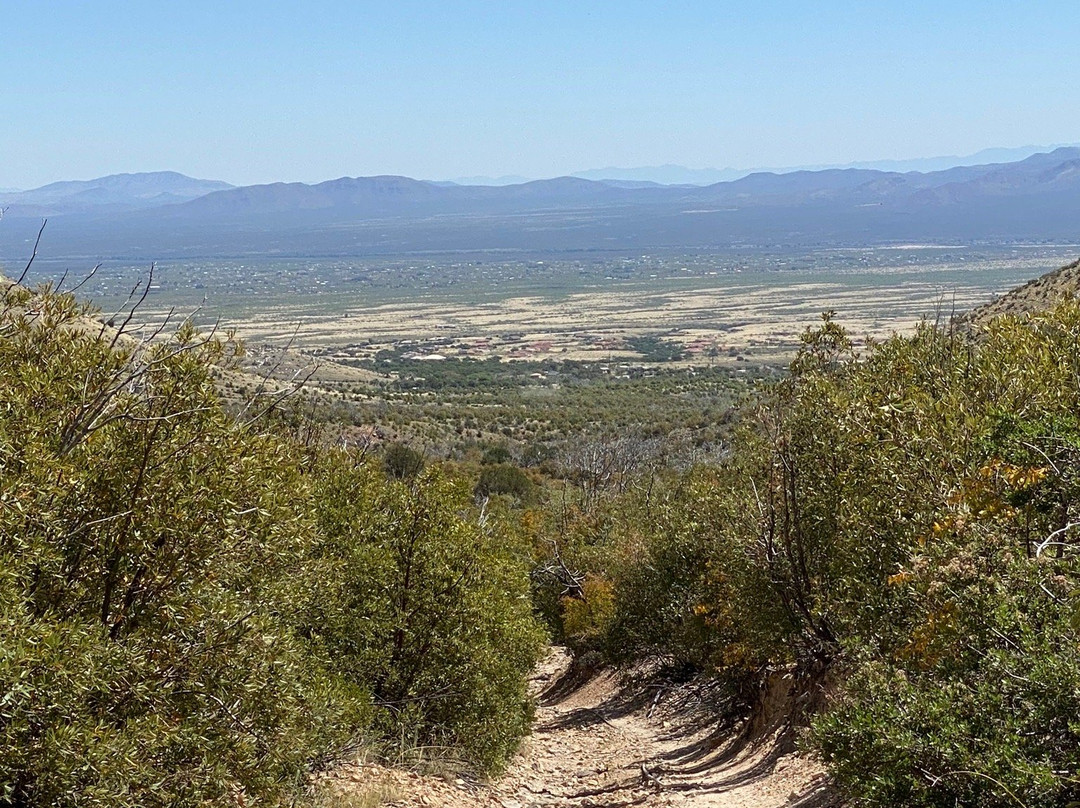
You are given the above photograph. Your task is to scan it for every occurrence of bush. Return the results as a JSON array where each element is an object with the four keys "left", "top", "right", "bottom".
[
  {"left": 383, "top": 442, "right": 425, "bottom": 479},
  {"left": 0, "top": 285, "right": 356, "bottom": 807},
  {"left": 559, "top": 574, "right": 616, "bottom": 648},
  {"left": 806, "top": 303, "right": 1080, "bottom": 807},
  {"left": 601, "top": 469, "right": 780, "bottom": 670},
  {"left": 475, "top": 463, "right": 535, "bottom": 503},
  {"left": 302, "top": 457, "right": 546, "bottom": 773},
  {"left": 811, "top": 547, "right": 1080, "bottom": 808},
  {"left": 544, "top": 304, "right": 1080, "bottom": 806},
  {"left": 480, "top": 444, "right": 513, "bottom": 465}
]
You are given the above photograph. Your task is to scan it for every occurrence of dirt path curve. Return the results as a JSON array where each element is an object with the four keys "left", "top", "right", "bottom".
[{"left": 328, "top": 649, "right": 834, "bottom": 808}]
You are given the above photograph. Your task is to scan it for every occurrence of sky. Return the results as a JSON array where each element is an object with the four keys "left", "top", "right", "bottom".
[{"left": 3, "top": 1, "right": 1080, "bottom": 189}]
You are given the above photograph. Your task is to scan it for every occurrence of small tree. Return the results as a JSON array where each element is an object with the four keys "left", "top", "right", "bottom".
[
  {"left": 303, "top": 458, "right": 546, "bottom": 773},
  {"left": 383, "top": 441, "right": 425, "bottom": 479}
]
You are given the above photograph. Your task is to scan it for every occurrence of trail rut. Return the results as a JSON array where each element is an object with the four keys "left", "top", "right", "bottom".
[{"left": 328, "top": 649, "right": 835, "bottom": 808}]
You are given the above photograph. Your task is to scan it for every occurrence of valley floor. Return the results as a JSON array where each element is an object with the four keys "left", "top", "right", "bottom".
[{"left": 328, "top": 649, "right": 834, "bottom": 808}]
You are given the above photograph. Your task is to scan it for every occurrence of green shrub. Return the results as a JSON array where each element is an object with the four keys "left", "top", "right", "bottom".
[
  {"left": 480, "top": 444, "right": 513, "bottom": 465},
  {"left": 600, "top": 469, "right": 782, "bottom": 670},
  {"left": 548, "top": 303, "right": 1080, "bottom": 806},
  {"left": 806, "top": 303, "right": 1080, "bottom": 807},
  {"left": 475, "top": 463, "right": 535, "bottom": 503},
  {"left": 559, "top": 574, "right": 616, "bottom": 649},
  {"left": 382, "top": 442, "right": 425, "bottom": 479},
  {"left": 302, "top": 457, "right": 546, "bottom": 773},
  {"left": 811, "top": 544, "right": 1080, "bottom": 808},
  {"left": 0, "top": 285, "right": 357, "bottom": 807}
]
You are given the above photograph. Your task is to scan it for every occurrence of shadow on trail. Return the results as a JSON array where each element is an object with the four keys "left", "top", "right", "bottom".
[{"left": 661, "top": 742, "right": 786, "bottom": 791}]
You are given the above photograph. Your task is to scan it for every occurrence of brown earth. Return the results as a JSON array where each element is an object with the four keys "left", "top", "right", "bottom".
[
  {"left": 960, "top": 256, "right": 1080, "bottom": 330},
  {"left": 322, "top": 650, "right": 836, "bottom": 808}
]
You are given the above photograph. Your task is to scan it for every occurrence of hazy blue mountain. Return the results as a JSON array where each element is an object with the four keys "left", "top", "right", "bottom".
[
  {"left": 154, "top": 175, "right": 636, "bottom": 225},
  {"left": 569, "top": 144, "right": 1080, "bottom": 186},
  {"left": 4, "top": 150, "right": 1080, "bottom": 261},
  {"left": 0, "top": 171, "right": 233, "bottom": 216},
  {"left": 169, "top": 176, "right": 446, "bottom": 217},
  {"left": 831, "top": 144, "right": 1080, "bottom": 174},
  {"left": 442, "top": 174, "right": 534, "bottom": 186},
  {"left": 596, "top": 179, "right": 674, "bottom": 189},
  {"left": 571, "top": 165, "right": 747, "bottom": 185}
]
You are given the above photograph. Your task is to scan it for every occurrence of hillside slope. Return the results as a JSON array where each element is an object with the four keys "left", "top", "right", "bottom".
[{"left": 961, "top": 256, "right": 1080, "bottom": 329}]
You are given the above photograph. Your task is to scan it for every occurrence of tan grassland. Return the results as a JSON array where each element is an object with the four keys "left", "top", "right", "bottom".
[{"left": 145, "top": 275, "right": 1008, "bottom": 369}]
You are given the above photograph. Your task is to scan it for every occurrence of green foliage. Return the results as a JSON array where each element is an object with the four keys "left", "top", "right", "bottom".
[
  {"left": 301, "top": 458, "right": 546, "bottom": 774},
  {"left": 625, "top": 333, "right": 684, "bottom": 362},
  {"left": 812, "top": 557, "right": 1080, "bottom": 808},
  {"left": 525, "top": 303, "right": 1080, "bottom": 806},
  {"left": 0, "top": 286, "right": 356, "bottom": 807},
  {"left": 480, "top": 444, "right": 513, "bottom": 465},
  {"left": 18, "top": 268, "right": 1080, "bottom": 807},
  {"left": 320, "top": 360, "right": 754, "bottom": 459},
  {"left": 382, "top": 442, "right": 425, "bottom": 479},
  {"left": 559, "top": 575, "right": 616, "bottom": 647},
  {"left": 601, "top": 469, "right": 782, "bottom": 671},
  {"left": 805, "top": 304, "right": 1080, "bottom": 808},
  {"left": 0, "top": 283, "right": 546, "bottom": 805},
  {"left": 475, "top": 463, "right": 535, "bottom": 503}
]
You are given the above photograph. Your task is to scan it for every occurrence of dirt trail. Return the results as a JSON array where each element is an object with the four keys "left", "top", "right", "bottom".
[{"left": 328, "top": 649, "right": 834, "bottom": 808}]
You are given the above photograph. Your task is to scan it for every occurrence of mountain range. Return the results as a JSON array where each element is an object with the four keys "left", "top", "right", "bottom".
[
  {"left": 0, "top": 172, "right": 232, "bottom": 216},
  {"left": 489, "top": 144, "right": 1080, "bottom": 186},
  {"left": 2, "top": 148, "right": 1079, "bottom": 261}
]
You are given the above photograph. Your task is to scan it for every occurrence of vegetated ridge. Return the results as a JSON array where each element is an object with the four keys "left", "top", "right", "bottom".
[{"left": 960, "top": 255, "right": 1080, "bottom": 329}]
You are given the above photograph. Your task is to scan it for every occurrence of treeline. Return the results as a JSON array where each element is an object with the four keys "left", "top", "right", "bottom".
[
  {"left": 0, "top": 284, "right": 544, "bottom": 807},
  {"left": 280, "top": 357, "right": 755, "bottom": 456},
  {"left": 530, "top": 309, "right": 1080, "bottom": 807}
]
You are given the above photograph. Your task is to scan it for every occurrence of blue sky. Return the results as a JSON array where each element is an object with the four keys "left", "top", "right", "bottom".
[{"left": 3, "top": 1, "right": 1079, "bottom": 188}]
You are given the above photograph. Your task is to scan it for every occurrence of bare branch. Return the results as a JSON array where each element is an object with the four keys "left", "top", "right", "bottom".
[
  {"left": 239, "top": 361, "right": 319, "bottom": 428},
  {"left": 15, "top": 219, "right": 47, "bottom": 287},
  {"left": 1035, "top": 522, "right": 1080, "bottom": 557},
  {"left": 99, "top": 274, "right": 146, "bottom": 341},
  {"left": 1020, "top": 440, "right": 1063, "bottom": 477},
  {"left": 236, "top": 322, "right": 304, "bottom": 419},
  {"left": 67, "top": 263, "right": 102, "bottom": 295},
  {"left": 109, "top": 263, "right": 155, "bottom": 349}
]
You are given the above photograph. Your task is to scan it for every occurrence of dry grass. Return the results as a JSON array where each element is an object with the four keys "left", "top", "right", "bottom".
[
  {"left": 960, "top": 257, "right": 1080, "bottom": 331},
  {"left": 138, "top": 273, "right": 1013, "bottom": 369}
]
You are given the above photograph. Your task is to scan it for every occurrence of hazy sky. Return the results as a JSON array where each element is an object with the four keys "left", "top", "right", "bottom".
[{"left": 4, "top": 1, "right": 1080, "bottom": 188}]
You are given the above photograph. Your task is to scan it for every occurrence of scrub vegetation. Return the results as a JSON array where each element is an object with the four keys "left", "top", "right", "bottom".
[
  {"left": 0, "top": 281, "right": 543, "bottom": 807},
  {"left": 5, "top": 259, "right": 1080, "bottom": 807},
  {"left": 525, "top": 304, "right": 1080, "bottom": 808}
]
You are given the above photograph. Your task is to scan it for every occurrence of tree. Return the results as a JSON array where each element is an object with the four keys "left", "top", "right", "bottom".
[{"left": 0, "top": 281, "right": 353, "bottom": 807}]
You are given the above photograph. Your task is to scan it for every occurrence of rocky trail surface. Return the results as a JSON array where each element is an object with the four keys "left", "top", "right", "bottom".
[{"left": 327, "top": 649, "right": 835, "bottom": 808}]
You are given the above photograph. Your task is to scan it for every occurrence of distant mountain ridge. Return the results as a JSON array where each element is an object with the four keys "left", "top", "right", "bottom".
[
  {"left": 560, "top": 144, "right": 1080, "bottom": 186},
  {"left": 4, "top": 149, "right": 1080, "bottom": 260},
  {"left": 0, "top": 171, "right": 233, "bottom": 216},
  {"left": 155, "top": 147, "right": 1080, "bottom": 221}
]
